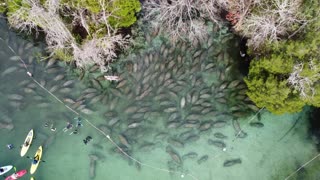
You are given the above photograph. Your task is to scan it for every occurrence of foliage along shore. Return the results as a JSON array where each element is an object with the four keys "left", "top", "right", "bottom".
[{"left": 0, "top": 0, "right": 320, "bottom": 115}]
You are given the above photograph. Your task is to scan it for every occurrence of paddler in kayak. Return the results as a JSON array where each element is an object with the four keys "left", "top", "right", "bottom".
[
  {"left": 32, "top": 156, "right": 39, "bottom": 165},
  {"left": 20, "top": 141, "right": 30, "bottom": 149},
  {"left": 5, "top": 169, "right": 27, "bottom": 180},
  {"left": 10, "top": 173, "right": 18, "bottom": 179},
  {"left": 23, "top": 139, "right": 30, "bottom": 147}
]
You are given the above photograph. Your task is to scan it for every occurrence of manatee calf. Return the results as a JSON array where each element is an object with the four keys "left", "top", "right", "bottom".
[
  {"left": 182, "top": 152, "right": 198, "bottom": 160},
  {"left": 207, "top": 139, "right": 226, "bottom": 149},
  {"left": 214, "top": 132, "right": 227, "bottom": 139},
  {"left": 249, "top": 122, "right": 264, "bottom": 128},
  {"left": 167, "top": 138, "right": 184, "bottom": 148},
  {"left": 212, "top": 120, "right": 227, "bottom": 128},
  {"left": 232, "top": 119, "right": 248, "bottom": 138},
  {"left": 89, "top": 154, "right": 98, "bottom": 179},
  {"left": 166, "top": 146, "right": 182, "bottom": 165},
  {"left": 197, "top": 155, "right": 209, "bottom": 164},
  {"left": 223, "top": 158, "right": 242, "bottom": 167}
]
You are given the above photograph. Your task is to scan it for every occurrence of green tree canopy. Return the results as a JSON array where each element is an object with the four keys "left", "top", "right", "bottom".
[
  {"left": 108, "top": 0, "right": 141, "bottom": 28},
  {"left": 245, "top": 4, "right": 320, "bottom": 114}
]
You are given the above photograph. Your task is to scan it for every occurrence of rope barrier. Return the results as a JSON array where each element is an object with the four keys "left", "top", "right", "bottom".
[
  {"left": 0, "top": 37, "right": 197, "bottom": 180},
  {"left": 284, "top": 153, "right": 320, "bottom": 180},
  {"left": 232, "top": 107, "right": 265, "bottom": 142},
  {"left": 2, "top": 35, "right": 317, "bottom": 180}
]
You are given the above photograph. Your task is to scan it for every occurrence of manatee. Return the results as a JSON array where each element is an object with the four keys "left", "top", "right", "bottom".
[
  {"left": 207, "top": 139, "right": 226, "bottom": 148},
  {"left": 249, "top": 122, "right": 264, "bottom": 128},
  {"left": 166, "top": 146, "right": 182, "bottom": 165},
  {"left": 214, "top": 132, "right": 227, "bottom": 139},
  {"left": 197, "top": 155, "right": 209, "bottom": 164},
  {"left": 167, "top": 138, "right": 184, "bottom": 148},
  {"left": 212, "top": 120, "right": 227, "bottom": 128},
  {"left": 223, "top": 158, "right": 242, "bottom": 167},
  {"left": 89, "top": 154, "right": 98, "bottom": 179},
  {"left": 182, "top": 152, "right": 198, "bottom": 160}
]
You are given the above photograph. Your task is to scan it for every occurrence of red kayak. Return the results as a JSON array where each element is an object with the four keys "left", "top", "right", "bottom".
[{"left": 5, "top": 169, "right": 27, "bottom": 180}]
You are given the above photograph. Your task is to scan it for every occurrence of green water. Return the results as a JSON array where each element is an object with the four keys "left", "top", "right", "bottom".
[{"left": 0, "top": 19, "right": 319, "bottom": 180}]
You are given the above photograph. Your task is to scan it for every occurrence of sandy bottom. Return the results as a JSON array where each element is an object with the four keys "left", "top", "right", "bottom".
[{"left": 0, "top": 103, "right": 318, "bottom": 180}]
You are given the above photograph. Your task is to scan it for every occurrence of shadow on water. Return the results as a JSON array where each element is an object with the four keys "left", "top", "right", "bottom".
[
  {"left": 308, "top": 107, "right": 320, "bottom": 152},
  {"left": 236, "top": 37, "right": 251, "bottom": 76}
]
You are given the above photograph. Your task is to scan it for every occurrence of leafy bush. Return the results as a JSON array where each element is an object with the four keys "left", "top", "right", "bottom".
[
  {"left": 60, "top": 0, "right": 101, "bottom": 13},
  {"left": 245, "top": 22, "right": 320, "bottom": 114},
  {"left": 5, "top": 0, "right": 30, "bottom": 15},
  {"left": 108, "top": 0, "right": 141, "bottom": 28},
  {"left": 245, "top": 62, "right": 305, "bottom": 114}
]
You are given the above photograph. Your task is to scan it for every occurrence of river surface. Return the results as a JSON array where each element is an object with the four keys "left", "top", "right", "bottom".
[{"left": 0, "top": 18, "right": 319, "bottom": 180}]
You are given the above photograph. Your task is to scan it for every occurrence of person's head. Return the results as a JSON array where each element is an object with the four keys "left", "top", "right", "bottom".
[{"left": 0, "top": 168, "right": 4, "bottom": 172}]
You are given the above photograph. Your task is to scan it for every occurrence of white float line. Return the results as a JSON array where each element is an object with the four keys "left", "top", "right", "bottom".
[
  {"left": 4, "top": 35, "right": 311, "bottom": 180},
  {"left": 0, "top": 38, "right": 198, "bottom": 180},
  {"left": 232, "top": 107, "right": 265, "bottom": 142},
  {"left": 284, "top": 153, "right": 320, "bottom": 180}
]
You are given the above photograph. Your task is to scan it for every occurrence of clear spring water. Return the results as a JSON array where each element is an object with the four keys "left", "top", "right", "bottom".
[{"left": 0, "top": 18, "right": 319, "bottom": 180}]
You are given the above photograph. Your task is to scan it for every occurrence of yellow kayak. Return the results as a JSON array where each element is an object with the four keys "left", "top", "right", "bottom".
[
  {"left": 30, "top": 146, "right": 42, "bottom": 174},
  {"left": 20, "top": 129, "right": 34, "bottom": 157},
  {"left": 30, "top": 177, "right": 35, "bottom": 180}
]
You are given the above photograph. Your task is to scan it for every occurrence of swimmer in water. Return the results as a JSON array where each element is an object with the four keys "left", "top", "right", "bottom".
[
  {"left": 62, "top": 122, "right": 73, "bottom": 132},
  {"left": 44, "top": 122, "right": 49, "bottom": 128},
  {"left": 50, "top": 124, "right": 56, "bottom": 132},
  {"left": 75, "top": 117, "right": 83, "bottom": 128},
  {"left": 69, "top": 129, "right": 78, "bottom": 135},
  {"left": 7, "top": 144, "right": 14, "bottom": 150}
]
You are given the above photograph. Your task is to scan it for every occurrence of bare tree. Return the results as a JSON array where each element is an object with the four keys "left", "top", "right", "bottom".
[
  {"left": 288, "top": 61, "right": 320, "bottom": 99},
  {"left": 8, "top": 0, "right": 130, "bottom": 73},
  {"left": 72, "top": 34, "right": 129, "bottom": 72},
  {"left": 143, "top": 0, "right": 226, "bottom": 42},
  {"left": 232, "top": 0, "right": 306, "bottom": 49},
  {"left": 225, "top": 0, "right": 253, "bottom": 27},
  {"left": 71, "top": 8, "right": 91, "bottom": 37},
  {"left": 8, "top": 0, "right": 75, "bottom": 51}
]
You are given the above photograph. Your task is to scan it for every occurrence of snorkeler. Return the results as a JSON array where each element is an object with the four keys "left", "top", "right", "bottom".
[
  {"left": 44, "top": 122, "right": 49, "bottom": 128},
  {"left": 69, "top": 129, "right": 78, "bottom": 135},
  {"left": 50, "top": 123, "right": 56, "bottom": 132},
  {"left": 75, "top": 117, "right": 83, "bottom": 128},
  {"left": 62, "top": 122, "right": 73, "bottom": 132},
  {"left": 7, "top": 144, "right": 14, "bottom": 150}
]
